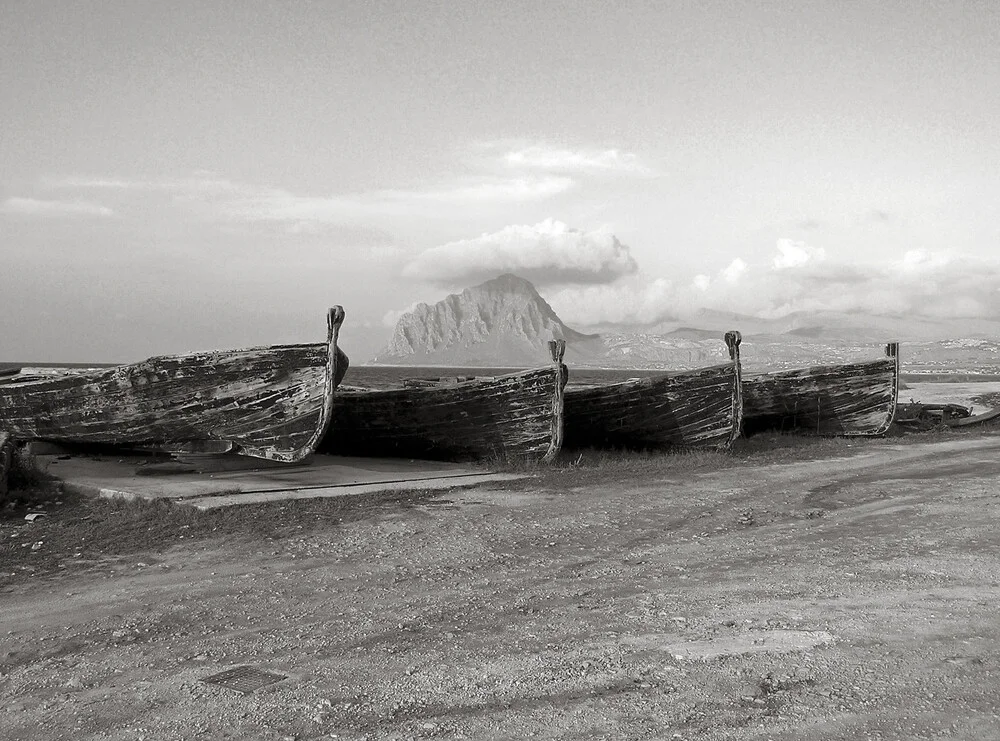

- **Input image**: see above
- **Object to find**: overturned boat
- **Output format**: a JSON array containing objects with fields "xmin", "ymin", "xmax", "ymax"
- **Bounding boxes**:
[
  {"xmin": 562, "ymin": 331, "xmax": 743, "ymax": 451},
  {"xmin": 320, "ymin": 340, "xmax": 568, "ymax": 463},
  {"xmin": 0, "ymin": 307, "xmax": 348, "ymax": 463},
  {"xmin": 742, "ymin": 342, "xmax": 899, "ymax": 436}
]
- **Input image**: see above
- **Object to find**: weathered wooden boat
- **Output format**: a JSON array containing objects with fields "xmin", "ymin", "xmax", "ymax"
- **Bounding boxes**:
[
  {"xmin": 742, "ymin": 342, "xmax": 899, "ymax": 436},
  {"xmin": 894, "ymin": 401, "xmax": 1000, "ymax": 430},
  {"xmin": 562, "ymin": 331, "xmax": 743, "ymax": 451},
  {"xmin": 894, "ymin": 401, "xmax": 971, "ymax": 430},
  {"xmin": 319, "ymin": 340, "xmax": 568, "ymax": 463},
  {"xmin": 946, "ymin": 407, "xmax": 1000, "ymax": 427},
  {"xmin": 0, "ymin": 307, "xmax": 349, "ymax": 463}
]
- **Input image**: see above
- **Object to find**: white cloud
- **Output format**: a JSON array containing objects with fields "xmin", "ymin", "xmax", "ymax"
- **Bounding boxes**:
[
  {"xmin": 773, "ymin": 238, "xmax": 827, "ymax": 269},
  {"xmin": 401, "ymin": 219, "xmax": 639, "ymax": 286},
  {"xmin": 50, "ymin": 171, "xmax": 574, "ymax": 225},
  {"xmin": 547, "ymin": 277, "xmax": 688, "ymax": 325},
  {"xmin": 499, "ymin": 143, "xmax": 657, "ymax": 176},
  {"xmin": 900, "ymin": 248, "xmax": 952, "ymax": 272},
  {"xmin": 50, "ymin": 173, "xmax": 254, "ymax": 197},
  {"xmin": 403, "ymin": 176, "xmax": 575, "ymax": 204},
  {"xmin": 551, "ymin": 240, "xmax": 1000, "ymax": 327},
  {"xmin": 722, "ymin": 258, "xmax": 747, "ymax": 284},
  {"xmin": 0, "ymin": 197, "xmax": 114, "ymax": 217},
  {"xmin": 381, "ymin": 300, "xmax": 425, "ymax": 328}
]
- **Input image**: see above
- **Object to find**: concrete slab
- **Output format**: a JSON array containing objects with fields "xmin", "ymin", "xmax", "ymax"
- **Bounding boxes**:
[{"xmin": 35, "ymin": 453, "xmax": 527, "ymax": 510}]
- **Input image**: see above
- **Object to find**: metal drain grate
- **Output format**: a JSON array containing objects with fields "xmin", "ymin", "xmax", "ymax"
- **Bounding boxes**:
[{"xmin": 200, "ymin": 665, "xmax": 287, "ymax": 694}]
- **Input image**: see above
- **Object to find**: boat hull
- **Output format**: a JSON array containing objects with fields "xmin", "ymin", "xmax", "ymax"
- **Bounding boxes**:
[
  {"xmin": 742, "ymin": 343, "xmax": 899, "ymax": 436},
  {"xmin": 321, "ymin": 341, "xmax": 568, "ymax": 463},
  {"xmin": 0, "ymin": 431, "xmax": 12, "ymax": 498},
  {"xmin": 0, "ymin": 308, "xmax": 347, "ymax": 463},
  {"xmin": 563, "ymin": 332, "xmax": 743, "ymax": 451}
]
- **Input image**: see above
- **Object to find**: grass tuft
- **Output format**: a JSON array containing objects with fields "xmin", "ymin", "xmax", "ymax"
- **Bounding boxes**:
[{"xmin": 3, "ymin": 448, "xmax": 61, "ymax": 508}]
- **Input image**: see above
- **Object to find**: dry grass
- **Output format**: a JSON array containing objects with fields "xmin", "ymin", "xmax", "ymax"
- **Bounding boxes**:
[
  {"xmin": 0, "ymin": 476, "xmax": 443, "ymax": 581},
  {"xmin": 4, "ymin": 424, "xmax": 998, "ymax": 582}
]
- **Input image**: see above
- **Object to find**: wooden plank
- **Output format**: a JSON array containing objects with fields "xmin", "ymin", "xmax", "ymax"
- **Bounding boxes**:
[
  {"xmin": 948, "ymin": 408, "xmax": 1000, "ymax": 427},
  {"xmin": 546, "ymin": 339, "xmax": 568, "ymax": 462}
]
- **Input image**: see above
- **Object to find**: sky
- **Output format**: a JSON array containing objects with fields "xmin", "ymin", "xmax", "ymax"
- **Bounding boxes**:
[{"xmin": 2, "ymin": 0, "xmax": 998, "ymax": 362}]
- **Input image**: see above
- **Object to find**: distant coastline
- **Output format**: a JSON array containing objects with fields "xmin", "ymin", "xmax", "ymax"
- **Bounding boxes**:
[
  {"xmin": 4, "ymin": 362, "xmax": 1000, "ymax": 385},
  {"xmin": 0, "ymin": 361, "xmax": 119, "ymax": 371}
]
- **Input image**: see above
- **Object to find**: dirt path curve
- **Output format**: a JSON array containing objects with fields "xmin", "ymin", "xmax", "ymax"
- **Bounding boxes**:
[{"xmin": 4, "ymin": 436, "xmax": 1000, "ymax": 740}]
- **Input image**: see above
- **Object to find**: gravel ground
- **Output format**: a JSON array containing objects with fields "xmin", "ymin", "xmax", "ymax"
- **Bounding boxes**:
[{"xmin": 4, "ymin": 435, "xmax": 1000, "ymax": 740}]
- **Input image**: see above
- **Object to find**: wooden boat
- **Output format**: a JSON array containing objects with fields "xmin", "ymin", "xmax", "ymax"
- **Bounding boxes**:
[
  {"xmin": 894, "ymin": 401, "xmax": 1000, "ymax": 430},
  {"xmin": 0, "ymin": 307, "xmax": 349, "ymax": 463},
  {"xmin": 742, "ymin": 342, "xmax": 899, "ymax": 436},
  {"xmin": 562, "ymin": 331, "xmax": 744, "ymax": 451},
  {"xmin": 894, "ymin": 401, "xmax": 971, "ymax": 430},
  {"xmin": 947, "ymin": 407, "xmax": 1000, "ymax": 427},
  {"xmin": 320, "ymin": 340, "xmax": 568, "ymax": 463}
]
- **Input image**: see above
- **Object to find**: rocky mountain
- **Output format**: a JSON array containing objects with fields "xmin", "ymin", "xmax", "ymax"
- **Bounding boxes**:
[
  {"xmin": 374, "ymin": 274, "xmax": 603, "ymax": 366},
  {"xmin": 374, "ymin": 274, "xmax": 1000, "ymax": 373},
  {"xmin": 373, "ymin": 274, "xmax": 732, "ymax": 368}
]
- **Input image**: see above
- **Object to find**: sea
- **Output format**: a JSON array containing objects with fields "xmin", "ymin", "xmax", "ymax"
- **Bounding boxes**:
[
  {"xmin": 0, "ymin": 360, "xmax": 660, "ymax": 389},
  {"xmin": 343, "ymin": 365, "xmax": 669, "ymax": 389}
]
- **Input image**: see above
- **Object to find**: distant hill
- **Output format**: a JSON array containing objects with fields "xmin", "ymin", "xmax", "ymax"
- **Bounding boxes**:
[
  {"xmin": 373, "ymin": 274, "xmax": 1000, "ymax": 372},
  {"xmin": 373, "ymin": 274, "xmax": 732, "ymax": 368},
  {"xmin": 661, "ymin": 326, "xmax": 724, "ymax": 341},
  {"xmin": 374, "ymin": 274, "xmax": 603, "ymax": 366}
]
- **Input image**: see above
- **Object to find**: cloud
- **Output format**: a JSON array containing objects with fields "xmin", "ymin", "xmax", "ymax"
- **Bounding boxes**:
[
  {"xmin": 0, "ymin": 197, "xmax": 114, "ymax": 217},
  {"xmin": 547, "ymin": 277, "xmax": 689, "ymax": 326},
  {"xmin": 239, "ymin": 176, "xmax": 573, "ymax": 223},
  {"xmin": 548, "ymin": 241, "xmax": 1000, "ymax": 327},
  {"xmin": 50, "ymin": 171, "xmax": 574, "ymax": 225},
  {"xmin": 772, "ymin": 238, "xmax": 826, "ymax": 269},
  {"xmin": 496, "ymin": 143, "xmax": 657, "ymax": 176},
  {"xmin": 50, "ymin": 173, "xmax": 253, "ymax": 197},
  {"xmin": 381, "ymin": 301, "xmax": 425, "ymax": 328},
  {"xmin": 722, "ymin": 258, "xmax": 747, "ymax": 284},
  {"xmin": 401, "ymin": 219, "xmax": 639, "ymax": 287}
]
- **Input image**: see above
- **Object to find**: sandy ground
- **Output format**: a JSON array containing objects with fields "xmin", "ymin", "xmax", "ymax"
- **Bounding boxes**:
[{"xmin": 4, "ymin": 434, "xmax": 1000, "ymax": 740}]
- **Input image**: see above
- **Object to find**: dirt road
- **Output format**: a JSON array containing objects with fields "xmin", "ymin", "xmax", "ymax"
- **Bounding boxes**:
[{"xmin": 4, "ymin": 435, "xmax": 1000, "ymax": 740}]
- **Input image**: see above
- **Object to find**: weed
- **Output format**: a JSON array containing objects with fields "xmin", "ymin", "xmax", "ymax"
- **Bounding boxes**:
[
  {"xmin": 2, "ymin": 448, "xmax": 61, "ymax": 509},
  {"xmin": 7, "ymin": 449, "xmax": 53, "ymax": 491}
]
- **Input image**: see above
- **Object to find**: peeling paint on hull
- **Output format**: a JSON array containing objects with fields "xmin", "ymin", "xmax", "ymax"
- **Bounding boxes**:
[
  {"xmin": 321, "ymin": 341, "xmax": 568, "ymax": 463},
  {"xmin": 0, "ymin": 308, "xmax": 348, "ymax": 463},
  {"xmin": 743, "ymin": 342, "xmax": 899, "ymax": 436},
  {"xmin": 563, "ymin": 331, "xmax": 744, "ymax": 451}
]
